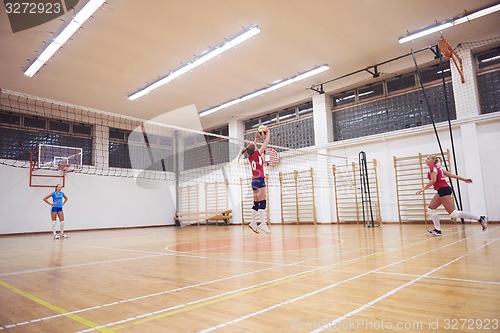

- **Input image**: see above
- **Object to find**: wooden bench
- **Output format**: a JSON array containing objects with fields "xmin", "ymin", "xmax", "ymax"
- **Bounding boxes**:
[{"xmin": 174, "ymin": 210, "xmax": 232, "ymax": 226}]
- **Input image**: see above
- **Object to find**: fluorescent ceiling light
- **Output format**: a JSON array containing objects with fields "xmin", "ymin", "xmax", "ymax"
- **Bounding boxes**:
[
  {"xmin": 454, "ymin": 3, "xmax": 500, "ymax": 24},
  {"xmin": 199, "ymin": 65, "xmax": 329, "ymax": 117},
  {"xmin": 128, "ymin": 25, "xmax": 261, "ymax": 101},
  {"xmin": 398, "ymin": 22, "xmax": 453, "ymax": 44},
  {"xmin": 398, "ymin": 3, "xmax": 500, "ymax": 44},
  {"xmin": 24, "ymin": 0, "xmax": 105, "ymax": 77}
]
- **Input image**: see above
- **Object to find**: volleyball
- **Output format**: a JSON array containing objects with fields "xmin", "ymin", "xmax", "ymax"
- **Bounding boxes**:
[{"xmin": 258, "ymin": 125, "xmax": 267, "ymax": 137}]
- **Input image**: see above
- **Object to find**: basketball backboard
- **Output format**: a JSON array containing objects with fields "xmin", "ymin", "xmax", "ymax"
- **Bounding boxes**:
[{"xmin": 37, "ymin": 144, "xmax": 83, "ymax": 172}]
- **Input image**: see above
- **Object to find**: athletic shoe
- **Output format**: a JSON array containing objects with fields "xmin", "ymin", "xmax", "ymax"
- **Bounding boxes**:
[
  {"xmin": 53, "ymin": 234, "xmax": 59, "ymax": 239},
  {"xmin": 478, "ymin": 216, "xmax": 488, "ymax": 231},
  {"xmin": 60, "ymin": 233, "xmax": 68, "ymax": 239},
  {"xmin": 427, "ymin": 229, "xmax": 442, "ymax": 236},
  {"xmin": 248, "ymin": 223, "xmax": 259, "ymax": 234},
  {"xmin": 258, "ymin": 223, "xmax": 271, "ymax": 234}
]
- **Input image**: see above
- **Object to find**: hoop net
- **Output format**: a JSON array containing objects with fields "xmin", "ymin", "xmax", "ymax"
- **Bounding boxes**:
[{"xmin": 58, "ymin": 163, "xmax": 70, "ymax": 172}]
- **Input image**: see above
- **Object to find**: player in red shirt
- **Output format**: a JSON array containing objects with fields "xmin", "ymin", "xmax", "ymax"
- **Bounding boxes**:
[
  {"xmin": 240, "ymin": 128, "xmax": 271, "ymax": 234},
  {"xmin": 416, "ymin": 155, "xmax": 488, "ymax": 235}
]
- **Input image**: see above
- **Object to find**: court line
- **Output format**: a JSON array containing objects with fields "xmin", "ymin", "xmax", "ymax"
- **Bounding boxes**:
[
  {"xmin": 310, "ymin": 235, "xmax": 499, "ymax": 333},
  {"xmin": 0, "ymin": 227, "xmax": 407, "ymax": 331},
  {"xmin": 375, "ymin": 271, "xmax": 500, "ymax": 285},
  {"xmin": 80, "ymin": 252, "xmax": 402, "ymax": 332},
  {"xmin": 165, "ymin": 231, "xmax": 344, "ymax": 254},
  {"xmin": 0, "ymin": 226, "xmax": 475, "ymax": 331},
  {"xmin": 0, "ymin": 253, "xmax": 166, "ymax": 277},
  {"xmin": 198, "ymin": 228, "xmax": 498, "ymax": 333},
  {"xmin": 77, "ymin": 229, "xmax": 463, "ymax": 332},
  {"xmin": 0, "ymin": 279, "xmax": 114, "ymax": 333}
]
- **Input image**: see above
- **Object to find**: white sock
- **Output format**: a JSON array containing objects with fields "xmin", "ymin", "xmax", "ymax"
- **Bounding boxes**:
[
  {"xmin": 456, "ymin": 211, "xmax": 480, "ymax": 221},
  {"xmin": 258, "ymin": 210, "xmax": 266, "ymax": 225},
  {"xmin": 431, "ymin": 215, "xmax": 441, "ymax": 231},
  {"xmin": 52, "ymin": 221, "xmax": 57, "ymax": 234},
  {"xmin": 251, "ymin": 210, "xmax": 257, "ymax": 226},
  {"xmin": 60, "ymin": 221, "xmax": 65, "ymax": 234}
]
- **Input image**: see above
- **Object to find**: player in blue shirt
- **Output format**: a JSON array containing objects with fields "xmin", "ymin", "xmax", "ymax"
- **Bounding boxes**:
[{"xmin": 43, "ymin": 184, "xmax": 69, "ymax": 239}]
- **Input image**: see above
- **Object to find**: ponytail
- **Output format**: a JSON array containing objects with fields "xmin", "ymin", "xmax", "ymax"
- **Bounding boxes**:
[
  {"xmin": 429, "ymin": 155, "xmax": 442, "ymax": 165},
  {"xmin": 238, "ymin": 147, "xmax": 248, "ymax": 161},
  {"xmin": 239, "ymin": 143, "xmax": 256, "ymax": 161}
]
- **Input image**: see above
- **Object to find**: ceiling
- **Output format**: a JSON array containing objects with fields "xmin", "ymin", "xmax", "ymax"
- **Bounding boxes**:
[{"xmin": 1, "ymin": 0, "xmax": 499, "ymax": 130}]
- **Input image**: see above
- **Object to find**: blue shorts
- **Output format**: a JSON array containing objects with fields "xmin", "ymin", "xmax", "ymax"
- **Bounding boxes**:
[
  {"xmin": 437, "ymin": 186, "xmax": 452, "ymax": 197},
  {"xmin": 51, "ymin": 207, "xmax": 63, "ymax": 213},
  {"xmin": 251, "ymin": 177, "xmax": 266, "ymax": 190}
]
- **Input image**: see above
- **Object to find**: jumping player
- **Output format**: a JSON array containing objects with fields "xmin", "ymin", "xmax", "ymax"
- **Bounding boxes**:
[
  {"xmin": 43, "ymin": 184, "xmax": 69, "ymax": 239},
  {"xmin": 240, "ymin": 128, "xmax": 271, "ymax": 234},
  {"xmin": 416, "ymin": 155, "xmax": 487, "ymax": 236}
]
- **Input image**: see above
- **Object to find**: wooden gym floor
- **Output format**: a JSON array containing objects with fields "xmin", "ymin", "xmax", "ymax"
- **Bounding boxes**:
[{"xmin": 0, "ymin": 223, "xmax": 499, "ymax": 333}]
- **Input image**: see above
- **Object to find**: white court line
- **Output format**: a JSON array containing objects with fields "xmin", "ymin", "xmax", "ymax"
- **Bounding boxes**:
[
  {"xmin": 0, "ymin": 254, "xmax": 166, "ymax": 277},
  {"xmin": 1, "ymin": 227, "xmax": 411, "ymax": 331},
  {"xmin": 164, "ymin": 229, "xmax": 346, "ymax": 254},
  {"xmin": 75, "ymin": 252, "xmax": 403, "ymax": 333},
  {"xmin": 198, "ymin": 228, "xmax": 498, "ymax": 333},
  {"xmin": 310, "ymin": 236, "xmax": 499, "ymax": 333},
  {"xmin": 375, "ymin": 271, "xmax": 500, "ymax": 285},
  {"xmin": 0, "ymin": 227, "xmax": 473, "ymax": 331},
  {"xmin": 74, "ymin": 228, "xmax": 478, "ymax": 333}
]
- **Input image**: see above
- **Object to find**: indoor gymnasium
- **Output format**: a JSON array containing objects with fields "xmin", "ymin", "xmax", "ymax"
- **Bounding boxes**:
[{"xmin": 0, "ymin": 1, "xmax": 499, "ymax": 332}]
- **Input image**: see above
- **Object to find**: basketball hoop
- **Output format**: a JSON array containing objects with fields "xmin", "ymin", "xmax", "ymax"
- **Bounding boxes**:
[{"xmin": 439, "ymin": 36, "xmax": 465, "ymax": 83}]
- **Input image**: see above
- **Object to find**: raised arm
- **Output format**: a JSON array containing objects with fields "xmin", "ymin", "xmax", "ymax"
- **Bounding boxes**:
[{"xmin": 258, "ymin": 128, "xmax": 270, "ymax": 155}]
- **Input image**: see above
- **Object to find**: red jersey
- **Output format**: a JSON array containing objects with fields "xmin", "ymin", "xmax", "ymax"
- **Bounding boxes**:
[
  {"xmin": 428, "ymin": 164, "xmax": 448, "ymax": 190},
  {"xmin": 248, "ymin": 150, "xmax": 265, "ymax": 179}
]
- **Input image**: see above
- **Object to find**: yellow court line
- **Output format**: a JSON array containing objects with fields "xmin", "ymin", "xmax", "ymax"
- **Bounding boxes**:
[
  {"xmin": 0, "ymin": 279, "xmax": 114, "ymax": 333},
  {"xmin": 115, "ymin": 234, "xmax": 438, "ymax": 330}
]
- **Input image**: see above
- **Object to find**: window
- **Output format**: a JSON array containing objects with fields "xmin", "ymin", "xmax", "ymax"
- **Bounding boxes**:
[
  {"xmin": 73, "ymin": 124, "xmax": 92, "ymax": 135},
  {"xmin": 279, "ymin": 108, "xmax": 296, "ymax": 122},
  {"xmin": 243, "ymin": 100, "xmax": 316, "ymax": 149},
  {"xmin": 477, "ymin": 48, "xmax": 500, "ymax": 115},
  {"xmin": 387, "ymin": 74, "xmax": 416, "ymax": 93},
  {"xmin": 358, "ymin": 83, "xmax": 384, "ymax": 101},
  {"xmin": 298, "ymin": 102, "xmax": 313, "ymax": 116},
  {"xmin": 208, "ymin": 126, "xmax": 229, "ymax": 140},
  {"xmin": 24, "ymin": 117, "xmax": 46, "ymax": 129},
  {"xmin": 419, "ymin": 62, "xmax": 451, "ymax": 84},
  {"xmin": 332, "ymin": 90, "xmax": 356, "ymax": 107},
  {"xmin": 477, "ymin": 48, "xmax": 500, "ymax": 70},
  {"xmin": 332, "ymin": 83, "xmax": 456, "ymax": 141},
  {"xmin": 109, "ymin": 128, "xmax": 127, "ymax": 140},
  {"xmin": 108, "ymin": 127, "xmax": 174, "ymax": 171},
  {"xmin": 245, "ymin": 117, "xmax": 260, "ymax": 131},
  {"xmin": 160, "ymin": 137, "xmax": 172, "ymax": 146},
  {"xmin": 49, "ymin": 120, "xmax": 70, "ymax": 133},
  {"xmin": 0, "ymin": 111, "xmax": 21, "ymax": 125},
  {"xmin": 260, "ymin": 113, "xmax": 277, "ymax": 126},
  {"xmin": 0, "ymin": 111, "xmax": 93, "ymax": 164}
]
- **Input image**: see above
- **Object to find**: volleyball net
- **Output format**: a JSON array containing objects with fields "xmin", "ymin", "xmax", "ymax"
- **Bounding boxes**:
[{"xmin": 0, "ymin": 89, "xmax": 350, "ymax": 189}]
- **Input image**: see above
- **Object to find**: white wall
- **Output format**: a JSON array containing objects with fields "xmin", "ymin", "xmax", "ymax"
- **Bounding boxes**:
[
  {"xmin": 315, "ymin": 114, "xmax": 500, "ymax": 223},
  {"xmin": 0, "ymin": 164, "xmax": 177, "ymax": 234},
  {"xmin": 1, "ymin": 113, "xmax": 498, "ymax": 234}
]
